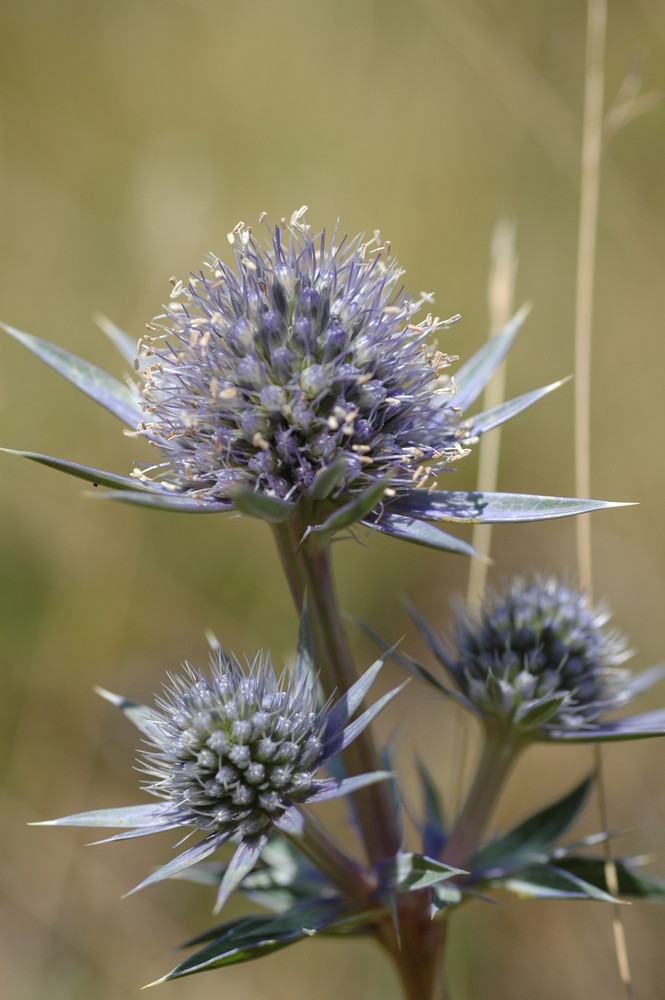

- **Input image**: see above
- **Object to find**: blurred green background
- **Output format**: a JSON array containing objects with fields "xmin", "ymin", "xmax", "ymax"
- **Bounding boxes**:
[{"xmin": 2, "ymin": 1, "xmax": 665, "ymax": 997}]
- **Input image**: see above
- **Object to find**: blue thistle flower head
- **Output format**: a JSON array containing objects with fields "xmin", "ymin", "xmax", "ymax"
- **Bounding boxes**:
[
  {"xmin": 38, "ymin": 634, "xmax": 399, "ymax": 912},
  {"xmin": 450, "ymin": 577, "xmax": 631, "ymax": 732},
  {"xmin": 3, "ymin": 206, "xmax": 622, "ymax": 550},
  {"xmin": 136, "ymin": 208, "xmax": 463, "ymax": 518},
  {"xmin": 411, "ymin": 576, "xmax": 665, "ymax": 742},
  {"xmin": 143, "ymin": 652, "xmax": 343, "ymax": 840}
]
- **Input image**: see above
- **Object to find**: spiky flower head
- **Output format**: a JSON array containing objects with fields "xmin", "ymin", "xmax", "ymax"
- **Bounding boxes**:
[
  {"xmin": 144, "ymin": 652, "xmax": 353, "ymax": 841},
  {"xmin": 40, "ymin": 639, "xmax": 399, "ymax": 912},
  {"xmin": 450, "ymin": 578, "xmax": 630, "ymax": 733},
  {"xmin": 412, "ymin": 576, "xmax": 665, "ymax": 742},
  {"xmin": 4, "ymin": 205, "xmax": 618, "ymax": 549},
  {"xmin": 135, "ymin": 206, "xmax": 464, "ymax": 518}
]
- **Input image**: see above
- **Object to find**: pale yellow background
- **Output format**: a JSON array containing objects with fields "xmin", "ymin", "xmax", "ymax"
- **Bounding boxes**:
[{"xmin": 1, "ymin": 1, "xmax": 665, "ymax": 998}]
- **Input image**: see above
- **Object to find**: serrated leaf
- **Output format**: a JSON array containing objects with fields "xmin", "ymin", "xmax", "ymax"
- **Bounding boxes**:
[
  {"xmin": 2, "ymin": 322, "xmax": 142, "ymax": 426},
  {"xmin": 556, "ymin": 857, "xmax": 665, "ymax": 901},
  {"xmin": 156, "ymin": 899, "xmax": 367, "ymax": 982},
  {"xmin": 381, "ymin": 853, "xmax": 464, "ymax": 893},
  {"xmin": 471, "ymin": 776, "xmax": 593, "ymax": 874},
  {"xmin": 230, "ymin": 487, "xmax": 295, "ymax": 523},
  {"xmin": 491, "ymin": 862, "xmax": 619, "ymax": 902}
]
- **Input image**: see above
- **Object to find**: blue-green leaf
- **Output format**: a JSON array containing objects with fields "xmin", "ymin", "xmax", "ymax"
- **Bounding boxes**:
[
  {"xmin": 307, "ymin": 480, "xmax": 389, "ymax": 538},
  {"xmin": 450, "ymin": 304, "xmax": 531, "ymax": 412},
  {"xmin": 381, "ymin": 853, "xmax": 464, "ymax": 893},
  {"xmin": 431, "ymin": 883, "xmax": 463, "ymax": 912},
  {"xmin": 86, "ymin": 487, "xmax": 225, "ymax": 512},
  {"xmin": 294, "ymin": 603, "xmax": 315, "ymax": 678},
  {"xmin": 417, "ymin": 759, "xmax": 447, "ymax": 857},
  {"xmin": 94, "ymin": 687, "xmax": 164, "ymax": 739},
  {"xmin": 621, "ymin": 663, "xmax": 665, "ymax": 700},
  {"xmin": 324, "ymin": 650, "xmax": 388, "ymax": 733},
  {"xmin": 490, "ymin": 862, "xmax": 618, "ymax": 902},
  {"xmin": 2, "ymin": 322, "xmax": 142, "ymax": 427},
  {"xmin": 128, "ymin": 832, "xmax": 228, "ymax": 895},
  {"xmin": 306, "ymin": 457, "xmax": 349, "ymax": 500},
  {"xmin": 0, "ymin": 449, "xmax": 152, "ymax": 493},
  {"xmin": 390, "ymin": 490, "xmax": 628, "ymax": 524},
  {"xmin": 214, "ymin": 838, "xmax": 267, "ymax": 913},
  {"xmin": 305, "ymin": 770, "xmax": 394, "ymax": 803},
  {"xmin": 556, "ymin": 857, "xmax": 665, "ymax": 901},
  {"xmin": 471, "ymin": 776, "xmax": 593, "ymax": 874},
  {"xmin": 513, "ymin": 693, "xmax": 568, "ymax": 731},
  {"xmin": 230, "ymin": 486, "xmax": 295, "ymax": 523},
  {"xmin": 94, "ymin": 314, "xmax": 138, "ymax": 367},
  {"xmin": 467, "ymin": 377, "xmax": 570, "ymax": 438},
  {"xmin": 541, "ymin": 708, "xmax": 665, "ymax": 743},
  {"xmin": 329, "ymin": 681, "xmax": 407, "ymax": 755},
  {"xmin": 32, "ymin": 803, "xmax": 165, "ymax": 829},
  {"xmin": 155, "ymin": 899, "xmax": 370, "ymax": 982},
  {"xmin": 367, "ymin": 510, "xmax": 479, "ymax": 557}
]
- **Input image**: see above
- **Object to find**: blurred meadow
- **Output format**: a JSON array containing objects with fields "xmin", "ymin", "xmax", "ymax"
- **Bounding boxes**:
[{"xmin": 1, "ymin": 1, "xmax": 665, "ymax": 997}]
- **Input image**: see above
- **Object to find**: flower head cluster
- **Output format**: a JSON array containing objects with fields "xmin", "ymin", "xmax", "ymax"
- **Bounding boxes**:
[
  {"xmin": 412, "ymin": 576, "xmax": 665, "ymax": 741},
  {"xmin": 42, "ymin": 641, "xmax": 397, "ymax": 911},
  {"xmin": 4, "ymin": 206, "xmax": 616, "ymax": 549},
  {"xmin": 135, "ymin": 208, "xmax": 462, "ymax": 512},
  {"xmin": 449, "ymin": 577, "xmax": 631, "ymax": 732}
]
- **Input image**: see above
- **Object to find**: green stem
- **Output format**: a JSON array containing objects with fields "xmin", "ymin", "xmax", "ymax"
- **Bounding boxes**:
[
  {"xmin": 443, "ymin": 724, "xmax": 522, "ymax": 869},
  {"xmin": 272, "ymin": 518, "xmax": 401, "ymax": 865}
]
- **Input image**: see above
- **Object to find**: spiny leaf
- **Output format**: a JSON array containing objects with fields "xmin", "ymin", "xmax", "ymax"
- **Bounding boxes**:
[
  {"xmin": 471, "ymin": 776, "xmax": 594, "ymax": 874},
  {"xmin": 154, "ymin": 900, "xmax": 374, "ymax": 983},
  {"xmin": 230, "ymin": 487, "xmax": 295, "ymax": 523},
  {"xmin": 450, "ymin": 304, "xmax": 531, "ymax": 411},
  {"xmin": 2, "ymin": 322, "xmax": 142, "ymax": 426},
  {"xmin": 381, "ymin": 852, "xmax": 464, "ymax": 893},
  {"xmin": 489, "ymin": 862, "xmax": 619, "ymax": 902},
  {"xmin": 556, "ymin": 856, "xmax": 665, "ymax": 901},
  {"xmin": 390, "ymin": 490, "xmax": 630, "ymax": 524},
  {"xmin": 467, "ymin": 377, "xmax": 570, "ymax": 438},
  {"xmin": 368, "ymin": 510, "xmax": 479, "ymax": 557}
]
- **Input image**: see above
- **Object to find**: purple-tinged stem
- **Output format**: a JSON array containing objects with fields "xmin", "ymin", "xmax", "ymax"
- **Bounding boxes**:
[{"xmin": 272, "ymin": 517, "xmax": 401, "ymax": 866}]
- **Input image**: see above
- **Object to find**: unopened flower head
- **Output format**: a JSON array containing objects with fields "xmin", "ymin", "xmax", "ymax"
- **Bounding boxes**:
[
  {"xmin": 135, "ymin": 207, "xmax": 463, "ymax": 511},
  {"xmin": 445, "ymin": 577, "xmax": 632, "ymax": 734},
  {"xmin": 143, "ymin": 652, "xmax": 332, "ymax": 840}
]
